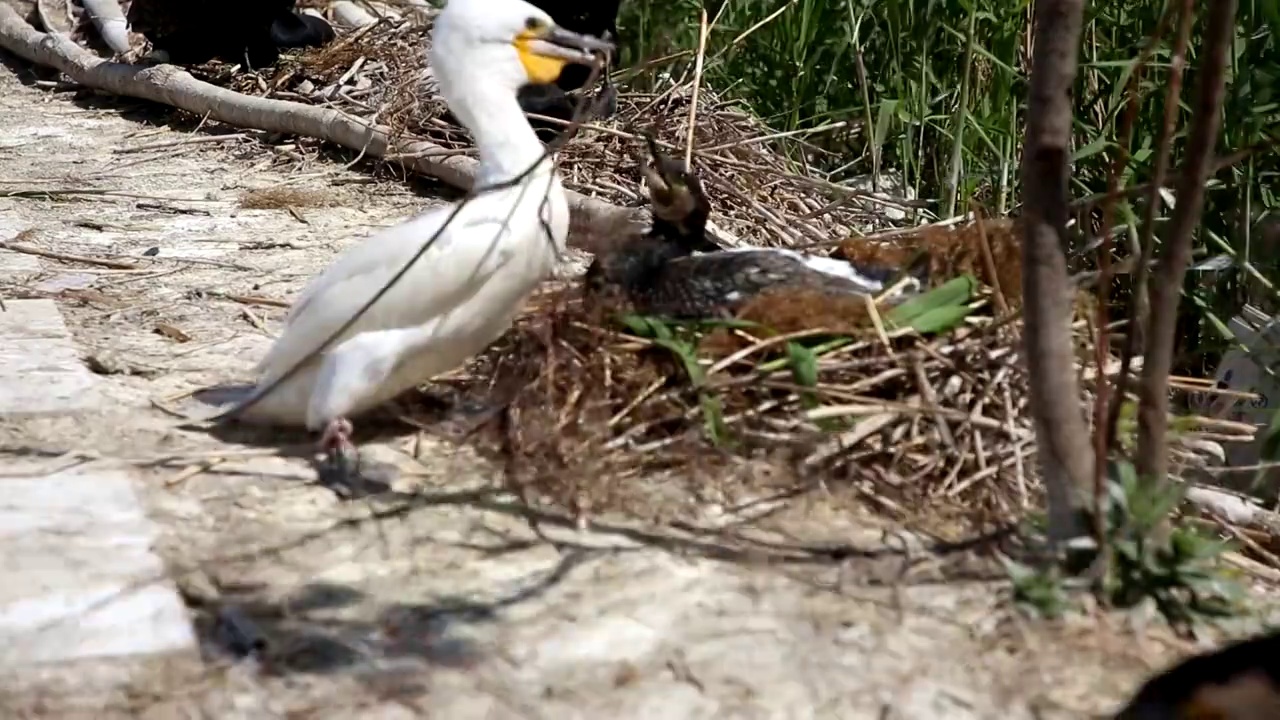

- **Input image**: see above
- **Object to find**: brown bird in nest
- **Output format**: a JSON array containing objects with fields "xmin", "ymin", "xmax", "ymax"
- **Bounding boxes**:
[
  {"xmin": 1114, "ymin": 629, "xmax": 1280, "ymax": 719},
  {"xmin": 125, "ymin": 0, "xmax": 335, "ymax": 68},
  {"xmin": 833, "ymin": 216, "xmax": 1024, "ymax": 310},
  {"xmin": 583, "ymin": 135, "xmax": 927, "ymax": 325}
]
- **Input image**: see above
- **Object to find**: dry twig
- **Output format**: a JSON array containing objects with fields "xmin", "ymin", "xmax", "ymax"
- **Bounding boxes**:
[{"xmin": 1136, "ymin": 0, "xmax": 1239, "ymax": 486}]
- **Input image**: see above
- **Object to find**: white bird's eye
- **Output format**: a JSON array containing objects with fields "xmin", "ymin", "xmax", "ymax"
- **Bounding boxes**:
[{"xmin": 524, "ymin": 16, "xmax": 547, "ymax": 32}]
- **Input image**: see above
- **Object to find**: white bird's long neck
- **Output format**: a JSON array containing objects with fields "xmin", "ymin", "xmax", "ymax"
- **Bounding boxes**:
[{"xmin": 447, "ymin": 81, "xmax": 551, "ymax": 185}]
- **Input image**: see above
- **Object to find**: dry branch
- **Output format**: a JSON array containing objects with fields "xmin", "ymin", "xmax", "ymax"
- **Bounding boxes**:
[
  {"xmin": 1106, "ymin": 0, "xmax": 1197, "ymax": 452},
  {"xmin": 1136, "ymin": 0, "xmax": 1240, "ymax": 486},
  {"xmin": 1019, "ymin": 0, "xmax": 1094, "ymax": 543},
  {"xmin": 0, "ymin": 5, "xmax": 639, "ymax": 251}
]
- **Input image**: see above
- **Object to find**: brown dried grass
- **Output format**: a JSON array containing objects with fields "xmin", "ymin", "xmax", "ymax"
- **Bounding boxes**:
[
  {"xmin": 238, "ymin": 186, "xmax": 337, "ymax": 210},
  {"xmin": 428, "ymin": 280, "xmax": 1252, "ymax": 538}
]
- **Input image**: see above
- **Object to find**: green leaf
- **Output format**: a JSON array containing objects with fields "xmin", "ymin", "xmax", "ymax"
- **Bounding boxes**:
[
  {"xmin": 787, "ymin": 342, "xmax": 819, "ymax": 388},
  {"xmin": 648, "ymin": 333, "xmax": 729, "ymax": 446},
  {"xmin": 1071, "ymin": 136, "xmax": 1111, "ymax": 163},
  {"xmin": 689, "ymin": 318, "xmax": 762, "ymax": 331},
  {"xmin": 874, "ymin": 98, "xmax": 897, "ymax": 150},
  {"xmin": 618, "ymin": 314, "xmax": 675, "ymax": 340},
  {"xmin": 652, "ymin": 338, "xmax": 705, "ymax": 386},
  {"xmin": 787, "ymin": 341, "xmax": 827, "ymax": 419},
  {"xmin": 1000, "ymin": 556, "xmax": 1036, "ymax": 584},
  {"xmin": 905, "ymin": 305, "xmax": 973, "ymax": 334},
  {"xmin": 617, "ymin": 314, "xmax": 654, "ymax": 337},
  {"xmin": 885, "ymin": 274, "xmax": 978, "ymax": 328},
  {"xmin": 1168, "ymin": 414, "xmax": 1199, "ymax": 436},
  {"xmin": 699, "ymin": 393, "xmax": 729, "ymax": 447}
]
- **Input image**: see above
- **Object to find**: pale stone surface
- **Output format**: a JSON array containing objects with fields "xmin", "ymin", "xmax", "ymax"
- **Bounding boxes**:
[
  {"xmin": 32, "ymin": 271, "xmax": 97, "ymax": 293},
  {"xmin": 0, "ymin": 247, "xmax": 41, "ymax": 277},
  {"xmin": 0, "ymin": 299, "xmax": 99, "ymax": 414},
  {"xmin": 0, "ymin": 471, "xmax": 197, "ymax": 667}
]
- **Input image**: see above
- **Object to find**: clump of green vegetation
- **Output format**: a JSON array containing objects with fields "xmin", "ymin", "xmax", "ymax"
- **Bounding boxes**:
[
  {"xmin": 1007, "ymin": 460, "xmax": 1246, "ymax": 629},
  {"xmin": 614, "ymin": 276, "xmax": 978, "ymax": 444},
  {"xmin": 617, "ymin": 314, "xmax": 751, "ymax": 444}
]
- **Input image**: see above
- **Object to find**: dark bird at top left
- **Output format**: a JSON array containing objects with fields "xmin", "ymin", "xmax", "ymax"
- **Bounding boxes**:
[{"xmin": 125, "ymin": 0, "xmax": 337, "ymax": 69}]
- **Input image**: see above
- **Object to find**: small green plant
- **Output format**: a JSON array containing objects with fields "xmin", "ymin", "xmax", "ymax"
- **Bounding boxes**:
[
  {"xmin": 1004, "ymin": 554, "xmax": 1072, "ymax": 619},
  {"xmin": 618, "ymin": 313, "xmax": 733, "ymax": 444},
  {"xmin": 613, "ymin": 279, "xmax": 980, "ymax": 443},
  {"xmin": 1008, "ymin": 460, "xmax": 1246, "ymax": 627},
  {"xmin": 1104, "ymin": 461, "xmax": 1245, "ymax": 626},
  {"xmin": 786, "ymin": 341, "xmax": 821, "ymax": 409},
  {"xmin": 883, "ymin": 274, "xmax": 978, "ymax": 333}
]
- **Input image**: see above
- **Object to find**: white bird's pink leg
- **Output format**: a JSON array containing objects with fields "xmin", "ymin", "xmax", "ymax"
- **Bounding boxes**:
[
  {"xmin": 319, "ymin": 416, "xmax": 355, "ymax": 451},
  {"xmin": 319, "ymin": 417, "xmax": 357, "ymax": 468}
]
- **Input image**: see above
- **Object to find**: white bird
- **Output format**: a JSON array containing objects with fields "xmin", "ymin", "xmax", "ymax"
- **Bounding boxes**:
[{"xmin": 216, "ymin": 0, "xmax": 613, "ymax": 473}]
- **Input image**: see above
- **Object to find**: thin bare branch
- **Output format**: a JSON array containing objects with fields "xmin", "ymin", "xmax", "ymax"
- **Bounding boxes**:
[
  {"xmin": 1107, "ymin": 0, "xmax": 1197, "ymax": 442},
  {"xmin": 1136, "ymin": 0, "xmax": 1240, "ymax": 485}
]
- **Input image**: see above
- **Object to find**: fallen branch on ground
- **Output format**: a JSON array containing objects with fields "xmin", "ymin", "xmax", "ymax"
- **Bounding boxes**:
[{"xmin": 0, "ymin": 5, "xmax": 642, "ymax": 252}]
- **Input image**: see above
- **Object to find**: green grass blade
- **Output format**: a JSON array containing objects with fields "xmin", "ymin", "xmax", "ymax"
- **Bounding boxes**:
[{"xmin": 885, "ymin": 274, "xmax": 979, "ymax": 328}]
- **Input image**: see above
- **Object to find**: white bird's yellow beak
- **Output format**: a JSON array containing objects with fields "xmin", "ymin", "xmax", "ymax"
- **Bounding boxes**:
[{"xmin": 513, "ymin": 25, "xmax": 614, "ymax": 85}]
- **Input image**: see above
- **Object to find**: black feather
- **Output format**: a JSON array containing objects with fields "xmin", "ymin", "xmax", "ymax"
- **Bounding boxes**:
[
  {"xmin": 1116, "ymin": 630, "xmax": 1280, "ymax": 719},
  {"xmin": 127, "ymin": 0, "xmax": 335, "ymax": 68}
]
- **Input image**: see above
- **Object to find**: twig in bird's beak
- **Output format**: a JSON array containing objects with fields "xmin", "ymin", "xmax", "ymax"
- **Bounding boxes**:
[{"xmin": 527, "ymin": 27, "xmax": 615, "ymax": 67}]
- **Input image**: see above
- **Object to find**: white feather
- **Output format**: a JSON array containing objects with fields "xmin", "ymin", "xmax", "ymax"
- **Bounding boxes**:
[
  {"xmin": 236, "ymin": 175, "xmax": 566, "ymax": 429},
  {"xmin": 330, "ymin": 1, "xmax": 378, "ymax": 28},
  {"xmin": 80, "ymin": 0, "xmax": 130, "ymax": 54},
  {"xmin": 721, "ymin": 247, "xmax": 886, "ymax": 294}
]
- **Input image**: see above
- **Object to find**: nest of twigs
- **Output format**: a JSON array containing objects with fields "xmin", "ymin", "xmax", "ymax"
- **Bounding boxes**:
[
  {"xmin": 438, "ymin": 277, "xmax": 1032, "ymax": 531},
  {"xmin": 425, "ymin": 276, "xmax": 1250, "ymax": 536}
]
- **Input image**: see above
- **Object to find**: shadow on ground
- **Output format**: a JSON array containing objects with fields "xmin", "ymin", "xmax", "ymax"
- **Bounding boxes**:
[
  {"xmin": 183, "ymin": 545, "xmax": 602, "ymax": 687},
  {"xmin": 185, "ymin": 381, "xmax": 513, "ymax": 498}
]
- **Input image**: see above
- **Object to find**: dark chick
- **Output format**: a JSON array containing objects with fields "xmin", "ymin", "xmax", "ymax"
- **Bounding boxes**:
[
  {"xmin": 1116, "ymin": 630, "xmax": 1280, "ymax": 720},
  {"xmin": 127, "ymin": 0, "xmax": 336, "ymax": 69},
  {"xmin": 584, "ymin": 136, "xmax": 924, "ymax": 322}
]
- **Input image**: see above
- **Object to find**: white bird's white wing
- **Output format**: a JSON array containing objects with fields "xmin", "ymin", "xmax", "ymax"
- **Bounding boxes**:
[{"xmin": 253, "ymin": 202, "xmax": 523, "ymax": 389}]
